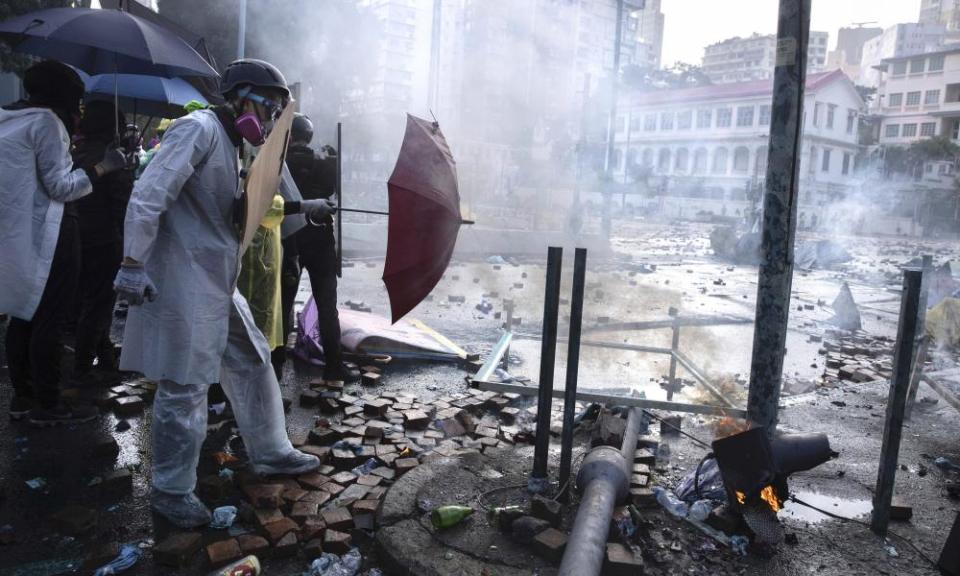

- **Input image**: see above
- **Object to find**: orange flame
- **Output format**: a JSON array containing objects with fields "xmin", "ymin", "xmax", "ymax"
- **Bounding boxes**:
[
  {"xmin": 735, "ymin": 491, "xmax": 746, "ymax": 505},
  {"xmin": 713, "ymin": 417, "xmax": 750, "ymax": 440},
  {"xmin": 760, "ymin": 485, "xmax": 781, "ymax": 512}
]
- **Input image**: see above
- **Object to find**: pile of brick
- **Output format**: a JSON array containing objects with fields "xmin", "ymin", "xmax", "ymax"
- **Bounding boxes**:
[
  {"xmin": 155, "ymin": 385, "xmax": 538, "ymax": 569},
  {"xmin": 818, "ymin": 331, "xmax": 894, "ymax": 386}
]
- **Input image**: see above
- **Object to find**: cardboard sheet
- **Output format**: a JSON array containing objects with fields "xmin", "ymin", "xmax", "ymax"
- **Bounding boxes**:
[{"xmin": 241, "ymin": 103, "xmax": 295, "ymax": 251}]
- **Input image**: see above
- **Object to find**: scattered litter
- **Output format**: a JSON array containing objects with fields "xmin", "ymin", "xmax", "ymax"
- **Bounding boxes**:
[
  {"xmin": 884, "ymin": 544, "xmax": 899, "ymax": 558},
  {"xmin": 689, "ymin": 499, "xmax": 714, "ymax": 522},
  {"xmin": 212, "ymin": 452, "xmax": 239, "ymax": 466},
  {"xmin": 493, "ymin": 368, "xmax": 515, "ymax": 383},
  {"xmin": 218, "ymin": 468, "xmax": 235, "ymax": 479},
  {"xmin": 350, "ymin": 458, "xmax": 378, "ymax": 477},
  {"xmin": 730, "ymin": 535, "xmax": 749, "ymax": 556},
  {"xmin": 486, "ymin": 255, "xmax": 507, "ymax": 265},
  {"xmin": 25, "ymin": 477, "xmax": 47, "ymax": 491},
  {"xmin": 92, "ymin": 544, "xmax": 142, "ymax": 576},
  {"xmin": 137, "ymin": 539, "xmax": 154, "ymax": 549},
  {"xmin": 305, "ymin": 548, "xmax": 361, "ymax": 576},
  {"xmin": 616, "ymin": 515, "xmax": 636, "ymax": 538},
  {"xmin": 653, "ymin": 486, "xmax": 689, "ymax": 519},
  {"xmin": 476, "ymin": 299, "xmax": 493, "ymax": 314},
  {"xmin": 211, "ymin": 555, "xmax": 261, "ymax": 575},
  {"xmin": 210, "ymin": 506, "xmax": 238, "ymax": 529},
  {"xmin": 675, "ymin": 457, "xmax": 726, "ymax": 503},
  {"xmin": 431, "ymin": 505, "xmax": 474, "ymax": 529},
  {"xmin": 417, "ymin": 498, "xmax": 435, "ymax": 512},
  {"xmin": 331, "ymin": 440, "xmax": 364, "ymax": 455}
]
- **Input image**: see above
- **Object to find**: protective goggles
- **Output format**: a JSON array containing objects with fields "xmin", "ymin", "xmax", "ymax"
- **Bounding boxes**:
[{"xmin": 238, "ymin": 88, "xmax": 284, "ymax": 120}]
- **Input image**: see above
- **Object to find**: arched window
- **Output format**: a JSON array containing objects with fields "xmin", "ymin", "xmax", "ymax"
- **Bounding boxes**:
[
  {"xmin": 641, "ymin": 148, "xmax": 654, "ymax": 167},
  {"xmin": 754, "ymin": 146, "xmax": 768, "ymax": 177},
  {"xmin": 712, "ymin": 148, "xmax": 729, "ymax": 174},
  {"xmin": 657, "ymin": 148, "xmax": 671, "ymax": 172},
  {"xmin": 692, "ymin": 148, "xmax": 708, "ymax": 174},
  {"xmin": 674, "ymin": 148, "xmax": 690, "ymax": 173},
  {"xmin": 733, "ymin": 147, "xmax": 750, "ymax": 173}
]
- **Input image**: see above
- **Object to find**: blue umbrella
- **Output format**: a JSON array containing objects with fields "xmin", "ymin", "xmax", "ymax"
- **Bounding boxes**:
[
  {"xmin": 0, "ymin": 7, "xmax": 218, "ymax": 78},
  {"xmin": 81, "ymin": 72, "xmax": 208, "ymax": 118}
]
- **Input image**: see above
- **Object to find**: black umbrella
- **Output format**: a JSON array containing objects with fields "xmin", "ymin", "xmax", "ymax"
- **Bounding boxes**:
[{"xmin": 0, "ymin": 7, "xmax": 218, "ymax": 78}]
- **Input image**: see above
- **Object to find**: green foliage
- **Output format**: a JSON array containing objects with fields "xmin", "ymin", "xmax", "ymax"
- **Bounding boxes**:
[
  {"xmin": 0, "ymin": 0, "xmax": 79, "ymax": 75},
  {"xmin": 883, "ymin": 136, "xmax": 960, "ymax": 178},
  {"xmin": 622, "ymin": 61, "xmax": 712, "ymax": 90},
  {"xmin": 854, "ymin": 84, "xmax": 877, "ymax": 105}
]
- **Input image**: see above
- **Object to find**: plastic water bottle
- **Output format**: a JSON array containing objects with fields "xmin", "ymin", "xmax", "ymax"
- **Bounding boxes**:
[
  {"xmin": 652, "ymin": 486, "xmax": 689, "ymax": 518},
  {"xmin": 689, "ymin": 499, "xmax": 714, "ymax": 522}
]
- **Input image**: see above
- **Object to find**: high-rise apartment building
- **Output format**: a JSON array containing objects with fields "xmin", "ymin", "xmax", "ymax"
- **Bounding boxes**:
[
  {"xmin": 858, "ymin": 23, "xmax": 946, "ymax": 87},
  {"xmin": 701, "ymin": 31, "xmax": 829, "ymax": 84}
]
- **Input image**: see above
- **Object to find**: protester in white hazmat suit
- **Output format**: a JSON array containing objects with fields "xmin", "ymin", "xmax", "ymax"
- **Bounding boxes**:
[
  {"xmin": 0, "ymin": 61, "xmax": 127, "ymax": 426},
  {"xmin": 113, "ymin": 59, "xmax": 335, "ymax": 528}
]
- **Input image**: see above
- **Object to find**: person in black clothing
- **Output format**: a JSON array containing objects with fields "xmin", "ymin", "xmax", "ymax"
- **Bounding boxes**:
[
  {"xmin": 71, "ymin": 101, "xmax": 136, "ymax": 384},
  {"xmin": 282, "ymin": 114, "xmax": 358, "ymax": 382}
]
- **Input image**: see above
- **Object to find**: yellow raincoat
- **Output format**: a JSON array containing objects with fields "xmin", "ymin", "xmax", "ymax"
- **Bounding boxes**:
[
  {"xmin": 927, "ymin": 297, "xmax": 960, "ymax": 350},
  {"xmin": 238, "ymin": 195, "xmax": 285, "ymax": 349}
]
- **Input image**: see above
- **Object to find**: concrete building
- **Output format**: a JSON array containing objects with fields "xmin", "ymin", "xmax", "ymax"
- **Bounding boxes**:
[
  {"xmin": 613, "ymin": 70, "xmax": 864, "ymax": 218},
  {"xmin": 701, "ymin": 31, "xmax": 829, "ymax": 84},
  {"xmin": 920, "ymin": 0, "xmax": 960, "ymax": 33},
  {"xmin": 858, "ymin": 23, "xmax": 946, "ymax": 87},
  {"xmin": 827, "ymin": 25, "xmax": 883, "ymax": 80}
]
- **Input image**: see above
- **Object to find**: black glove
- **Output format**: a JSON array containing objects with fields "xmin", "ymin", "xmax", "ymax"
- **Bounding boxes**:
[
  {"xmin": 302, "ymin": 199, "xmax": 337, "ymax": 224},
  {"xmin": 96, "ymin": 148, "xmax": 128, "ymax": 177}
]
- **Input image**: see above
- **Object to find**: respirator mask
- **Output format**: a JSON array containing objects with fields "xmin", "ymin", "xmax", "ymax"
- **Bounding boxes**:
[{"xmin": 234, "ymin": 88, "xmax": 282, "ymax": 146}]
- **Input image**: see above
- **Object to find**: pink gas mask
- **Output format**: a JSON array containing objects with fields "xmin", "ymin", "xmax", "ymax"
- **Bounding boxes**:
[{"xmin": 234, "ymin": 89, "xmax": 282, "ymax": 146}]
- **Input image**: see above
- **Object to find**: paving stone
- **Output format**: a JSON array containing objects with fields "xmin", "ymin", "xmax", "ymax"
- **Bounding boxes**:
[
  {"xmin": 631, "ymin": 473, "xmax": 649, "ymax": 487},
  {"xmin": 244, "ymin": 484, "xmax": 285, "ymax": 509},
  {"xmin": 361, "ymin": 372, "xmax": 381, "ymax": 386},
  {"xmin": 634, "ymin": 448, "xmax": 656, "ymax": 465},
  {"xmin": 199, "ymin": 474, "xmax": 234, "ymax": 502},
  {"xmin": 300, "ymin": 516, "xmax": 326, "ymax": 541},
  {"xmin": 605, "ymin": 542, "xmax": 644, "ymax": 575},
  {"xmin": 330, "ymin": 471, "xmax": 358, "ymax": 485},
  {"xmin": 333, "ymin": 448, "xmax": 358, "ymax": 467},
  {"xmin": 298, "ymin": 472, "xmax": 332, "ymax": 491},
  {"xmin": 364, "ymin": 399, "xmax": 391, "ymax": 417},
  {"xmin": 366, "ymin": 486, "xmax": 388, "ymax": 501},
  {"xmin": 371, "ymin": 467, "xmax": 396, "ymax": 481},
  {"xmin": 205, "ymin": 538, "xmax": 241, "ymax": 567},
  {"xmin": 51, "ymin": 505, "xmax": 97, "ymax": 536},
  {"xmin": 394, "ymin": 458, "xmax": 420, "ymax": 476},
  {"xmin": 308, "ymin": 427, "xmax": 339, "ymax": 445},
  {"xmin": 319, "ymin": 398, "xmax": 340, "ymax": 414},
  {"xmin": 403, "ymin": 410, "xmax": 431, "ymax": 429},
  {"xmin": 533, "ymin": 528, "xmax": 567, "ymax": 563},
  {"xmin": 321, "ymin": 482, "xmax": 345, "ymax": 497},
  {"xmin": 291, "ymin": 501, "xmax": 320, "ymax": 522},
  {"xmin": 630, "ymin": 487, "xmax": 657, "ymax": 508},
  {"xmin": 351, "ymin": 499, "xmax": 381, "ymax": 516},
  {"xmin": 113, "ymin": 395, "xmax": 144, "ymax": 416},
  {"xmin": 272, "ymin": 531, "xmax": 299, "ymax": 557},
  {"xmin": 531, "ymin": 495, "xmax": 562, "ymax": 527},
  {"xmin": 254, "ymin": 508, "xmax": 284, "ymax": 528},
  {"xmin": 282, "ymin": 487, "xmax": 309, "ymax": 505},
  {"xmin": 632, "ymin": 463, "xmax": 651, "ymax": 475},
  {"xmin": 324, "ymin": 529, "xmax": 352, "ymax": 555},
  {"xmin": 321, "ymin": 507, "xmax": 354, "ymax": 531},
  {"xmin": 301, "ymin": 490, "xmax": 332, "ymax": 507},
  {"xmin": 237, "ymin": 534, "xmax": 269, "ymax": 556},
  {"xmin": 356, "ymin": 475, "xmax": 382, "ymax": 487},
  {"xmin": 303, "ymin": 538, "xmax": 324, "ymax": 559},
  {"xmin": 344, "ymin": 405, "xmax": 364, "ymax": 418},
  {"xmin": 154, "ymin": 532, "xmax": 202, "ymax": 567},
  {"xmin": 299, "ymin": 445, "xmax": 331, "ymax": 463},
  {"xmin": 263, "ymin": 517, "xmax": 299, "ymax": 544}
]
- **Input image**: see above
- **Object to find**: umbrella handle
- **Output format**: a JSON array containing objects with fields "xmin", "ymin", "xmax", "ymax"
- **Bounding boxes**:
[{"xmin": 337, "ymin": 207, "xmax": 474, "ymax": 225}]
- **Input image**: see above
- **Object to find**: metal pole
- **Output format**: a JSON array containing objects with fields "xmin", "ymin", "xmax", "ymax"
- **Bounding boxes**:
[
  {"xmin": 746, "ymin": 0, "xmax": 810, "ymax": 435},
  {"xmin": 558, "ymin": 408, "xmax": 641, "ymax": 576},
  {"xmin": 236, "ymin": 0, "xmax": 247, "ymax": 60},
  {"xmin": 336, "ymin": 122, "xmax": 343, "ymax": 278},
  {"xmin": 667, "ymin": 307, "xmax": 680, "ymax": 401},
  {"xmin": 602, "ymin": 0, "xmax": 625, "ymax": 241},
  {"xmin": 905, "ymin": 254, "xmax": 932, "ymax": 419},
  {"xmin": 531, "ymin": 246, "xmax": 563, "ymax": 491},
  {"xmin": 559, "ymin": 248, "xmax": 587, "ymax": 502},
  {"xmin": 872, "ymin": 269, "xmax": 922, "ymax": 536},
  {"xmin": 428, "ymin": 0, "xmax": 442, "ymax": 112}
]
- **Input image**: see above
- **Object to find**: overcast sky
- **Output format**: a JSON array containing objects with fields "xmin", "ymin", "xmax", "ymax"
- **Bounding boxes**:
[{"xmin": 660, "ymin": 0, "xmax": 922, "ymax": 66}]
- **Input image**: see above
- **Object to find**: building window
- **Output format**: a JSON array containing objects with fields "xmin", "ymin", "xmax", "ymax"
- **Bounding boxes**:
[
  {"xmin": 677, "ymin": 110, "xmax": 692, "ymax": 130},
  {"xmin": 906, "ymin": 91, "xmax": 922, "ymax": 106},
  {"xmin": 733, "ymin": 147, "xmax": 750, "ymax": 172},
  {"xmin": 696, "ymin": 109, "xmax": 712, "ymax": 129},
  {"xmin": 692, "ymin": 148, "xmax": 708, "ymax": 174},
  {"xmin": 910, "ymin": 58, "xmax": 925, "ymax": 74},
  {"xmin": 644, "ymin": 114, "xmax": 657, "ymax": 131},
  {"xmin": 892, "ymin": 61, "xmax": 907, "ymax": 75},
  {"xmin": 827, "ymin": 104, "xmax": 836, "ymax": 129},
  {"xmin": 888, "ymin": 93, "xmax": 903, "ymax": 107},
  {"xmin": 736, "ymin": 106, "xmax": 754, "ymax": 127},
  {"xmin": 660, "ymin": 112, "xmax": 674, "ymax": 130},
  {"xmin": 842, "ymin": 152, "xmax": 851, "ymax": 176},
  {"xmin": 885, "ymin": 124, "xmax": 900, "ymax": 138},
  {"xmin": 712, "ymin": 148, "xmax": 729, "ymax": 174},
  {"xmin": 921, "ymin": 122, "xmax": 937, "ymax": 136},
  {"xmin": 630, "ymin": 115, "xmax": 643, "ymax": 131},
  {"xmin": 642, "ymin": 148, "xmax": 654, "ymax": 166},
  {"xmin": 925, "ymin": 89, "xmax": 941, "ymax": 105},
  {"xmin": 759, "ymin": 105, "xmax": 771, "ymax": 126},
  {"xmin": 929, "ymin": 54, "xmax": 945, "ymax": 71},
  {"xmin": 821, "ymin": 148, "xmax": 831, "ymax": 172},
  {"xmin": 658, "ymin": 149, "xmax": 671, "ymax": 172},
  {"xmin": 846, "ymin": 110, "xmax": 856, "ymax": 134},
  {"xmin": 809, "ymin": 146, "xmax": 817, "ymax": 173},
  {"xmin": 813, "ymin": 102, "xmax": 822, "ymax": 126},
  {"xmin": 675, "ymin": 148, "xmax": 689, "ymax": 172},
  {"xmin": 903, "ymin": 123, "xmax": 918, "ymax": 137},
  {"xmin": 716, "ymin": 108, "xmax": 732, "ymax": 128}
]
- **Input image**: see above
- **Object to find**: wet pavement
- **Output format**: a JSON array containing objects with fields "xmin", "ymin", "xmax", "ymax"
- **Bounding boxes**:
[{"xmin": 0, "ymin": 220, "xmax": 957, "ymax": 575}]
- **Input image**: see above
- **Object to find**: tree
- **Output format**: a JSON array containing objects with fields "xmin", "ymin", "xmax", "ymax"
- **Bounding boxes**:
[
  {"xmin": 883, "ymin": 136, "xmax": 960, "ymax": 178},
  {"xmin": 621, "ymin": 61, "xmax": 712, "ymax": 90},
  {"xmin": 0, "ymin": 0, "xmax": 79, "ymax": 75},
  {"xmin": 854, "ymin": 84, "xmax": 877, "ymax": 106}
]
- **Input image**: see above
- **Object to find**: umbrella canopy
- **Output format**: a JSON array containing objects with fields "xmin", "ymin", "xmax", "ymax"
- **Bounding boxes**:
[
  {"xmin": 81, "ymin": 72, "xmax": 207, "ymax": 118},
  {"xmin": 383, "ymin": 114, "xmax": 467, "ymax": 323},
  {"xmin": 0, "ymin": 7, "xmax": 218, "ymax": 78}
]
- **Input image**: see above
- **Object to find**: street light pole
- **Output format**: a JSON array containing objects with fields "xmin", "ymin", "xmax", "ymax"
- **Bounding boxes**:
[
  {"xmin": 602, "ymin": 0, "xmax": 625, "ymax": 240},
  {"xmin": 237, "ymin": 0, "xmax": 247, "ymax": 60}
]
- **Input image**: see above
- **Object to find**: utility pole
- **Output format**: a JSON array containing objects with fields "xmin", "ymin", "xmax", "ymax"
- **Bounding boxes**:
[
  {"xmin": 237, "ymin": 0, "xmax": 247, "ymax": 60},
  {"xmin": 746, "ymin": 0, "xmax": 811, "ymax": 434},
  {"xmin": 602, "ymin": 0, "xmax": 625, "ymax": 241}
]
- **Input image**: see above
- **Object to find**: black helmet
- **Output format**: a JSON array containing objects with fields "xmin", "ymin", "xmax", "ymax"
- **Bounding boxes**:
[
  {"xmin": 24, "ymin": 60, "xmax": 84, "ymax": 114},
  {"xmin": 220, "ymin": 58, "xmax": 289, "ymax": 99},
  {"xmin": 292, "ymin": 113, "xmax": 313, "ymax": 144}
]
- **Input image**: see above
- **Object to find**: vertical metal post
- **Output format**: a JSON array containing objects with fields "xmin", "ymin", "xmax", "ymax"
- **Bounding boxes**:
[
  {"xmin": 427, "ymin": 0, "xmax": 442, "ymax": 112},
  {"xmin": 501, "ymin": 299, "xmax": 514, "ymax": 371},
  {"xmin": 336, "ymin": 123, "xmax": 343, "ymax": 278},
  {"xmin": 601, "ymin": 0, "xmax": 625, "ymax": 240},
  {"xmin": 871, "ymin": 269, "xmax": 923, "ymax": 536},
  {"xmin": 236, "ymin": 0, "xmax": 247, "ymax": 60},
  {"xmin": 905, "ymin": 254, "xmax": 932, "ymax": 419},
  {"xmin": 747, "ymin": 0, "xmax": 810, "ymax": 435},
  {"xmin": 559, "ymin": 248, "xmax": 588, "ymax": 502},
  {"xmin": 531, "ymin": 247, "xmax": 563, "ymax": 491},
  {"xmin": 667, "ymin": 307, "xmax": 680, "ymax": 401}
]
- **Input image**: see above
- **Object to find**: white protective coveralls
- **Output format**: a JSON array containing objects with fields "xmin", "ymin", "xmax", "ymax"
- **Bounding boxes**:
[
  {"xmin": 0, "ymin": 107, "xmax": 92, "ymax": 320},
  {"xmin": 120, "ymin": 108, "xmax": 295, "ymax": 494}
]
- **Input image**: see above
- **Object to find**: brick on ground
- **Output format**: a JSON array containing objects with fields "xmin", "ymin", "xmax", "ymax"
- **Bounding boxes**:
[
  {"xmin": 206, "ymin": 538, "xmax": 242, "ymax": 567},
  {"xmin": 154, "ymin": 532, "xmax": 202, "ymax": 567},
  {"xmin": 394, "ymin": 458, "xmax": 420, "ymax": 476},
  {"xmin": 321, "ymin": 507, "xmax": 354, "ymax": 531},
  {"xmin": 244, "ymin": 483, "xmax": 285, "ymax": 509},
  {"xmin": 533, "ymin": 528, "xmax": 568, "ymax": 563},
  {"xmin": 300, "ymin": 516, "xmax": 326, "ymax": 541},
  {"xmin": 605, "ymin": 542, "xmax": 644, "ymax": 575},
  {"xmin": 298, "ymin": 472, "xmax": 332, "ymax": 491},
  {"xmin": 273, "ymin": 531, "xmax": 299, "ymax": 557},
  {"xmin": 113, "ymin": 395, "xmax": 144, "ymax": 415},
  {"xmin": 303, "ymin": 538, "xmax": 324, "ymax": 560},
  {"xmin": 324, "ymin": 529, "xmax": 352, "ymax": 554},
  {"xmin": 237, "ymin": 534, "xmax": 269, "ymax": 556},
  {"xmin": 299, "ymin": 445, "xmax": 331, "ymax": 462},
  {"xmin": 254, "ymin": 508, "xmax": 284, "ymax": 528},
  {"xmin": 364, "ymin": 399, "xmax": 391, "ymax": 417},
  {"xmin": 263, "ymin": 517, "xmax": 299, "ymax": 545},
  {"xmin": 291, "ymin": 501, "xmax": 320, "ymax": 522}
]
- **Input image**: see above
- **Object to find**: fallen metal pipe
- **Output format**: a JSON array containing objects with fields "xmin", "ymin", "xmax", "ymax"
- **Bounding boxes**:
[{"xmin": 558, "ymin": 407, "xmax": 642, "ymax": 576}]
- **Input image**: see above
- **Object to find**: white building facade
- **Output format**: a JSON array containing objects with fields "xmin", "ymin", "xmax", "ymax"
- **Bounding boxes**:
[
  {"xmin": 701, "ymin": 32, "xmax": 829, "ymax": 84},
  {"xmin": 858, "ymin": 23, "xmax": 946, "ymax": 87},
  {"xmin": 613, "ymin": 70, "xmax": 864, "ymax": 218}
]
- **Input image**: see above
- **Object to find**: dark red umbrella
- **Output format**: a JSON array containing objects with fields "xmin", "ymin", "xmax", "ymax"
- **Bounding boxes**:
[{"xmin": 382, "ymin": 114, "xmax": 471, "ymax": 323}]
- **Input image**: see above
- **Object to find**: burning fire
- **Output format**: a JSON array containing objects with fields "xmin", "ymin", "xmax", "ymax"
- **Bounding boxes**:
[
  {"xmin": 734, "ymin": 486, "xmax": 781, "ymax": 512},
  {"xmin": 713, "ymin": 416, "xmax": 750, "ymax": 440}
]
